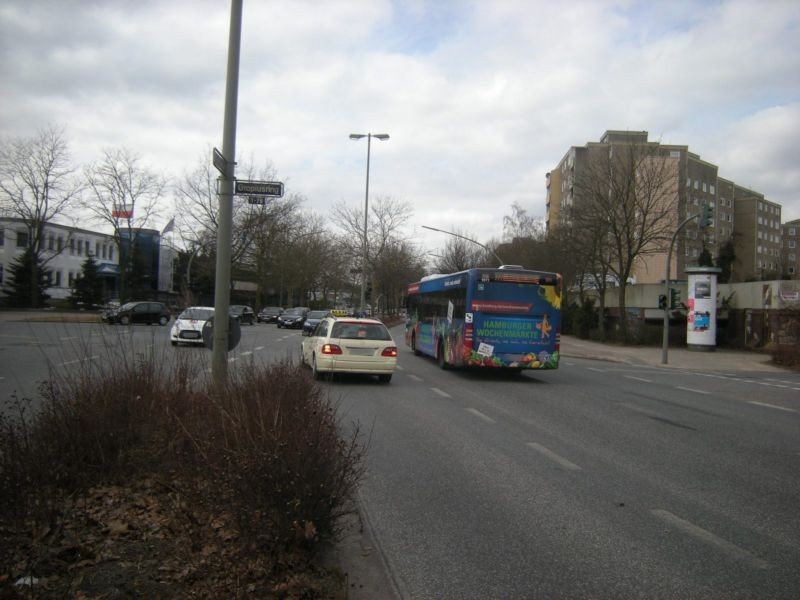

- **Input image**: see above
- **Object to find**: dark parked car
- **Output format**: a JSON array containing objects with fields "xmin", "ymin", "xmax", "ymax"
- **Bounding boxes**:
[
  {"xmin": 102, "ymin": 301, "xmax": 170, "ymax": 326},
  {"xmin": 276, "ymin": 307, "xmax": 309, "ymax": 329},
  {"xmin": 229, "ymin": 304, "xmax": 255, "ymax": 325},
  {"xmin": 302, "ymin": 310, "xmax": 331, "ymax": 336},
  {"xmin": 257, "ymin": 306, "xmax": 283, "ymax": 323}
]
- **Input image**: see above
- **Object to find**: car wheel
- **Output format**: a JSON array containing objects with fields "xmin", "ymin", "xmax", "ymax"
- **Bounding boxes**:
[
  {"xmin": 120, "ymin": 315, "xmax": 131, "ymax": 326},
  {"xmin": 277, "ymin": 323, "xmax": 282, "ymax": 329},
  {"xmin": 312, "ymin": 355, "xmax": 322, "ymax": 380},
  {"xmin": 300, "ymin": 346, "xmax": 306, "ymax": 365},
  {"xmin": 378, "ymin": 374, "xmax": 392, "ymax": 383},
  {"xmin": 437, "ymin": 341, "xmax": 449, "ymax": 370},
  {"xmin": 411, "ymin": 332, "xmax": 421, "ymax": 356},
  {"xmin": 159, "ymin": 315, "xmax": 168, "ymax": 326},
  {"xmin": 171, "ymin": 340, "xmax": 178, "ymax": 346}
]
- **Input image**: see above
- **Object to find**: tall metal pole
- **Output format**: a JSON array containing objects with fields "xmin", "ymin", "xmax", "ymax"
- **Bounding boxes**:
[
  {"xmin": 661, "ymin": 212, "xmax": 701, "ymax": 365},
  {"xmin": 212, "ymin": 0, "xmax": 242, "ymax": 386},
  {"xmin": 421, "ymin": 225, "xmax": 504, "ymax": 266},
  {"xmin": 360, "ymin": 134, "xmax": 371, "ymax": 313}
]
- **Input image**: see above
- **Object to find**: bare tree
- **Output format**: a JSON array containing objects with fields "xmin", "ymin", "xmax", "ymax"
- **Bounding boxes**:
[
  {"xmin": 432, "ymin": 228, "xmax": 489, "ymax": 273},
  {"xmin": 574, "ymin": 142, "xmax": 678, "ymax": 340},
  {"xmin": 331, "ymin": 195, "xmax": 414, "ymax": 300},
  {"xmin": 83, "ymin": 147, "xmax": 168, "ymax": 301},
  {"xmin": 0, "ymin": 125, "xmax": 83, "ymax": 306},
  {"xmin": 502, "ymin": 201, "xmax": 546, "ymax": 242}
]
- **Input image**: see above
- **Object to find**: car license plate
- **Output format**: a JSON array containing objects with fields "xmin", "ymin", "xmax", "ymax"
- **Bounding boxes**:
[
  {"xmin": 347, "ymin": 347, "xmax": 375, "ymax": 356},
  {"xmin": 182, "ymin": 331, "xmax": 201, "ymax": 339}
]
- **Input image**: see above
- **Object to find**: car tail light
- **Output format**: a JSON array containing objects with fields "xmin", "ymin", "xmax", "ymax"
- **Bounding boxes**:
[
  {"xmin": 322, "ymin": 343, "xmax": 342, "ymax": 355},
  {"xmin": 381, "ymin": 346, "xmax": 398, "ymax": 357}
]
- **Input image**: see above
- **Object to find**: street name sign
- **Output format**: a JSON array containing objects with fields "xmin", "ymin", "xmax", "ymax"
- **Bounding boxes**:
[
  {"xmin": 212, "ymin": 147, "xmax": 229, "ymax": 175},
  {"xmin": 234, "ymin": 180, "xmax": 284, "ymax": 197}
]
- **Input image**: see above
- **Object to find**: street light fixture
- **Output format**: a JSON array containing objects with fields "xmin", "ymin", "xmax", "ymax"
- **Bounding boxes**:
[
  {"xmin": 350, "ymin": 132, "xmax": 389, "ymax": 312},
  {"xmin": 421, "ymin": 225, "xmax": 503, "ymax": 266}
]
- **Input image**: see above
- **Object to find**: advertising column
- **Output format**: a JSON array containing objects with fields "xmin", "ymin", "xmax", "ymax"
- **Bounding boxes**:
[{"xmin": 686, "ymin": 266, "xmax": 721, "ymax": 351}]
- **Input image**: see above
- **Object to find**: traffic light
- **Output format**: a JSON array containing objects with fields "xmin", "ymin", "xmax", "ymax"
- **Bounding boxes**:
[
  {"xmin": 669, "ymin": 288, "xmax": 681, "ymax": 309},
  {"xmin": 699, "ymin": 204, "xmax": 714, "ymax": 228},
  {"xmin": 658, "ymin": 294, "xmax": 667, "ymax": 310}
]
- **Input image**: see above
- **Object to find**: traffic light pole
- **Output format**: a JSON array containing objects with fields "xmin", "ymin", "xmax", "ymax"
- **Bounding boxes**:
[{"xmin": 661, "ymin": 211, "xmax": 705, "ymax": 365}]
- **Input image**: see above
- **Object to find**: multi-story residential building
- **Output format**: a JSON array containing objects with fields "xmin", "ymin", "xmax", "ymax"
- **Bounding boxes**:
[
  {"xmin": 546, "ymin": 130, "xmax": 782, "ymax": 283},
  {"xmin": 782, "ymin": 218, "xmax": 800, "ymax": 279}
]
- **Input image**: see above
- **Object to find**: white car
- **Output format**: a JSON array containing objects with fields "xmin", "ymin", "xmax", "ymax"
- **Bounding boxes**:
[
  {"xmin": 170, "ymin": 306, "xmax": 215, "ymax": 346},
  {"xmin": 300, "ymin": 317, "xmax": 397, "ymax": 382}
]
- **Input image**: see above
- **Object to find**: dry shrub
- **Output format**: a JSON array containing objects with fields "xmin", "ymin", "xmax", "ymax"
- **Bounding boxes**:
[
  {"xmin": 0, "ymin": 347, "xmax": 365, "ymax": 552},
  {"xmin": 771, "ymin": 344, "xmax": 800, "ymax": 370}
]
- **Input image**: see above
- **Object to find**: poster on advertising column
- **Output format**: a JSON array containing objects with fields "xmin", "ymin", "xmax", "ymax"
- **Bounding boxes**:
[{"xmin": 686, "ymin": 267, "xmax": 721, "ymax": 350}]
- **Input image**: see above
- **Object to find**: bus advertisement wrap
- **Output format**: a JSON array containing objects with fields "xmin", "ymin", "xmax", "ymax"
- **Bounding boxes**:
[{"xmin": 405, "ymin": 267, "xmax": 561, "ymax": 371}]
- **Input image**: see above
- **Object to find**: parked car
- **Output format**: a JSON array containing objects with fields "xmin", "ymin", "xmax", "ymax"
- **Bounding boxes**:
[
  {"xmin": 276, "ymin": 306, "xmax": 309, "ymax": 329},
  {"xmin": 170, "ymin": 306, "xmax": 214, "ymax": 346},
  {"xmin": 102, "ymin": 301, "xmax": 170, "ymax": 326},
  {"xmin": 257, "ymin": 306, "xmax": 283, "ymax": 323},
  {"xmin": 229, "ymin": 304, "xmax": 255, "ymax": 325},
  {"xmin": 302, "ymin": 310, "xmax": 331, "ymax": 336},
  {"xmin": 300, "ymin": 317, "xmax": 397, "ymax": 382}
]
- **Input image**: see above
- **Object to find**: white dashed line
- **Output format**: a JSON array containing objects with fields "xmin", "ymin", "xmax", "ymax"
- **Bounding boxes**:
[
  {"xmin": 430, "ymin": 387, "xmax": 451, "ymax": 398},
  {"xmin": 465, "ymin": 408, "xmax": 495, "ymax": 423},
  {"xmin": 651, "ymin": 509, "xmax": 770, "ymax": 570},
  {"xmin": 57, "ymin": 355, "xmax": 99, "ymax": 367},
  {"xmin": 748, "ymin": 401, "xmax": 797, "ymax": 413},
  {"xmin": 409, "ymin": 374, "xmax": 423, "ymax": 382},
  {"xmin": 526, "ymin": 442, "xmax": 581, "ymax": 471},
  {"xmin": 395, "ymin": 365, "xmax": 404, "ymax": 371},
  {"xmin": 625, "ymin": 375, "xmax": 653, "ymax": 383},
  {"xmin": 240, "ymin": 351, "xmax": 253, "ymax": 357},
  {"xmin": 588, "ymin": 367, "xmax": 605, "ymax": 373},
  {"xmin": 254, "ymin": 346, "xmax": 264, "ymax": 351},
  {"xmin": 675, "ymin": 386, "xmax": 710, "ymax": 395}
]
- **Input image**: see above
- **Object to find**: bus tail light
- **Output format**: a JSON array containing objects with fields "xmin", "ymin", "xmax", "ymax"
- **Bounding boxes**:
[
  {"xmin": 322, "ymin": 343, "xmax": 342, "ymax": 355},
  {"xmin": 381, "ymin": 346, "xmax": 398, "ymax": 357}
]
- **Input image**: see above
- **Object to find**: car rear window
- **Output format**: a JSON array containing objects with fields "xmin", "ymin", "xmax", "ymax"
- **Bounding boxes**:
[
  {"xmin": 331, "ymin": 322, "xmax": 391, "ymax": 340},
  {"xmin": 180, "ymin": 308, "xmax": 214, "ymax": 320}
]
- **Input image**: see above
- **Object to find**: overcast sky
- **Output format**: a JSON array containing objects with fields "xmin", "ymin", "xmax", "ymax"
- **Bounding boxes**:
[{"xmin": 2, "ymin": 0, "xmax": 799, "ymax": 254}]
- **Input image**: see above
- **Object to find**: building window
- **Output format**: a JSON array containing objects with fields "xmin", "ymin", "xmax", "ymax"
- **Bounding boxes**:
[
  {"xmin": 702, "ymin": 183, "xmax": 707, "ymax": 192},
  {"xmin": 77, "ymin": 240, "xmax": 83, "ymax": 255},
  {"xmin": 16, "ymin": 231, "xmax": 29, "ymax": 248},
  {"xmin": 0, "ymin": 264, "xmax": 3, "ymax": 285},
  {"xmin": 95, "ymin": 242, "xmax": 100, "ymax": 257},
  {"xmin": 68, "ymin": 272, "xmax": 74, "ymax": 286},
  {"xmin": 694, "ymin": 181, "xmax": 699, "ymax": 190},
  {"xmin": 686, "ymin": 178, "xmax": 691, "ymax": 187},
  {"xmin": 0, "ymin": 229, "xmax": 4, "ymax": 247},
  {"xmin": 48, "ymin": 235, "xmax": 55, "ymax": 250},
  {"xmin": 58, "ymin": 236, "xmax": 64, "ymax": 251},
  {"xmin": 69, "ymin": 238, "xmax": 75, "ymax": 255},
  {"xmin": 55, "ymin": 271, "xmax": 62, "ymax": 287},
  {"xmin": 790, "ymin": 241, "xmax": 796, "ymax": 248},
  {"xmin": 109, "ymin": 247, "xmax": 114, "ymax": 260},
  {"xmin": 710, "ymin": 185, "xmax": 715, "ymax": 195},
  {"xmin": 790, "ymin": 227, "xmax": 797, "ymax": 236}
]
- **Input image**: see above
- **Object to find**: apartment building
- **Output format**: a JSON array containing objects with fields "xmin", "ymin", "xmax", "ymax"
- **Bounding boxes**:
[
  {"xmin": 782, "ymin": 218, "xmax": 800, "ymax": 279},
  {"xmin": 546, "ymin": 130, "xmax": 782, "ymax": 283}
]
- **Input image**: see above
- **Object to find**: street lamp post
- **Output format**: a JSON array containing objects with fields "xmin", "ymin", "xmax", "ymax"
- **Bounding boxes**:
[
  {"xmin": 350, "ymin": 132, "xmax": 389, "ymax": 313},
  {"xmin": 421, "ymin": 225, "xmax": 504, "ymax": 266}
]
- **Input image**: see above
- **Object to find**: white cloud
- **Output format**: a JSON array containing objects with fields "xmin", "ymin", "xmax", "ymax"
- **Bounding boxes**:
[{"xmin": 1, "ymin": 0, "xmax": 799, "ymax": 241}]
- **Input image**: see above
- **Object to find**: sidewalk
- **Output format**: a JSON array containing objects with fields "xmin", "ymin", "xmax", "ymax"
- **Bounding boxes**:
[{"xmin": 559, "ymin": 334, "xmax": 790, "ymax": 373}]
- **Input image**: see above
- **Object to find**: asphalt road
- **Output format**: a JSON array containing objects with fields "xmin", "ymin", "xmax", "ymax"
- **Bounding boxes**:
[{"xmin": 1, "ymin": 319, "xmax": 798, "ymax": 598}]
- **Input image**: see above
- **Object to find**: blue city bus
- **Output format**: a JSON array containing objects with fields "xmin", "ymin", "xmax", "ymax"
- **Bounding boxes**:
[{"xmin": 405, "ymin": 266, "xmax": 562, "ymax": 371}]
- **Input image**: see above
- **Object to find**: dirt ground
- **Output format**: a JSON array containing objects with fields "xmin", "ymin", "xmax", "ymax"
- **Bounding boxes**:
[{"xmin": 1, "ymin": 474, "xmax": 346, "ymax": 599}]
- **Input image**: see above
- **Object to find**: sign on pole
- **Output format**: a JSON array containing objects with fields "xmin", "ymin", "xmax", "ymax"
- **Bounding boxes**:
[
  {"xmin": 234, "ymin": 180, "xmax": 284, "ymax": 197},
  {"xmin": 212, "ymin": 147, "xmax": 229, "ymax": 176},
  {"xmin": 247, "ymin": 196, "xmax": 267, "ymax": 205}
]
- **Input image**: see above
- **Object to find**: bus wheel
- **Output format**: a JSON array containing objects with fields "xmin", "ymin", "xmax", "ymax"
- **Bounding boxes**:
[
  {"xmin": 411, "ymin": 333, "xmax": 421, "ymax": 356},
  {"xmin": 437, "ymin": 342, "xmax": 449, "ymax": 370}
]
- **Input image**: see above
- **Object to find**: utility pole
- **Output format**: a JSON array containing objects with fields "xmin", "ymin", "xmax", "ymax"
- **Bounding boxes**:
[{"xmin": 211, "ymin": 0, "xmax": 242, "ymax": 386}]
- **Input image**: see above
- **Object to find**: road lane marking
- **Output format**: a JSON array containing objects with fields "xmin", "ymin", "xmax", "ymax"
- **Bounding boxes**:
[
  {"xmin": 625, "ymin": 375, "xmax": 653, "ymax": 383},
  {"xmin": 430, "ymin": 387, "xmax": 451, "ymax": 398},
  {"xmin": 587, "ymin": 367, "xmax": 605, "ymax": 372},
  {"xmin": 59, "ymin": 336, "xmax": 80, "ymax": 341},
  {"xmin": 57, "ymin": 356, "xmax": 99, "ymax": 367},
  {"xmin": 239, "ymin": 351, "xmax": 253, "ymax": 357},
  {"xmin": 254, "ymin": 346, "xmax": 264, "ymax": 351},
  {"xmin": 676, "ymin": 386, "xmax": 710, "ymax": 395},
  {"xmin": 748, "ymin": 401, "xmax": 797, "ymax": 413},
  {"xmin": 650, "ymin": 509, "xmax": 770, "ymax": 570},
  {"xmin": 409, "ymin": 374, "xmax": 423, "ymax": 382},
  {"xmin": 395, "ymin": 365, "xmax": 404, "ymax": 370},
  {"xmin": 465, "ymin": 408, "xmax": 495, "ymax": 423},
  {"xmin": 526, "ymin": 442, "xmax": 581, "ymax": 471}
]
